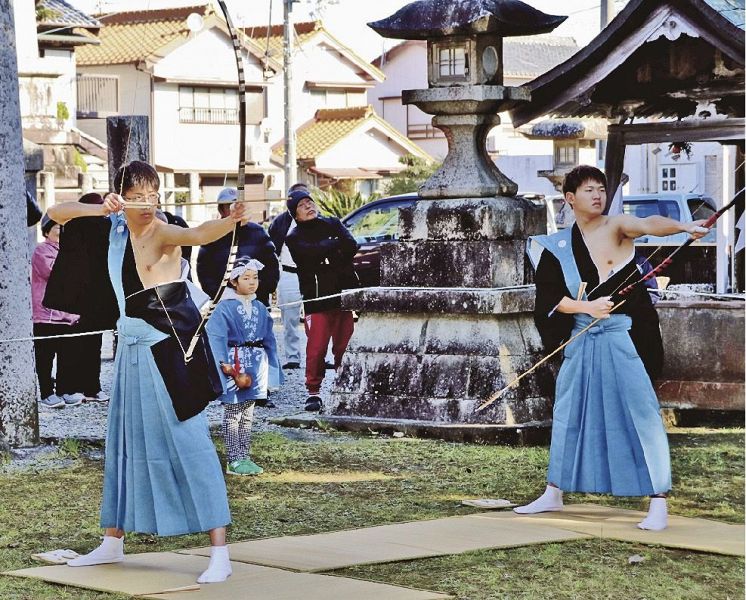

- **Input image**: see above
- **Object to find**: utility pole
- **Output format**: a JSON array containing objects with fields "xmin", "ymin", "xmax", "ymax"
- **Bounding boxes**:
[
  {"xmin": 600, "ymin": 0, "xmax": 616, "ymax": 28},
  {"xmin": 283, "ymin": 0, "xmax": 297, "ymax": 193}
]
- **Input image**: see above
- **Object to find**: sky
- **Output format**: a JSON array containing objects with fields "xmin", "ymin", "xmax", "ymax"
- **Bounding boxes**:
[{"xmin": 66, "ymin": 0, "xmax": 629, "ymax": 60}]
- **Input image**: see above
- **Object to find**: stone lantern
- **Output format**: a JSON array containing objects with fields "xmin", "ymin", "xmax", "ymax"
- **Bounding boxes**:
[
  {"xmin": 369, "ymin": 0, "xmax": 566, "ymax": 198},
  {"xmin": 280, "ymin": 1, "xmax": 569, "ymax": 444}
]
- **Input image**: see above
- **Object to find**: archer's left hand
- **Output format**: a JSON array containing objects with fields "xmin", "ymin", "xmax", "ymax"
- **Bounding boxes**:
[{"xmin": 686, "ymin": 219, "xmax": 710, "ymax": 240}]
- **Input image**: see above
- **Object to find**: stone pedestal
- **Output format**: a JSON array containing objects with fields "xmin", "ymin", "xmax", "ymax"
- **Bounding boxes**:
[{"xmin": 320, "ymin": 198, "xmax": 556, "ymax": 443}]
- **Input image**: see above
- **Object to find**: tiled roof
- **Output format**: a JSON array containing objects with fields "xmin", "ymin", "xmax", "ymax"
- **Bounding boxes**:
[
  {"xmin": 76, "ymin": 5, "xmax": 210, "ymax": 66},
  {"xmin": 704, "ymin": 0, "xmax": 745, "ymax": 28},
  {"xmin": 243, "ymin": 21, "xmax": 321, "ymax": 59},
  {"xmin": 37, "ymin": 0, "xmax": 101, "ymax": 29},
  {"xmin": 276, "ymin": 106, "xmax": 374, "ymax": 160},
  {"xmin": 504, "ymin": 35, "xmax": 579, "ymax": 79}
]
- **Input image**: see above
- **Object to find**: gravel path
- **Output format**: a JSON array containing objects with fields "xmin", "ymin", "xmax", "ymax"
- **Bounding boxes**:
[{"xmin": 37, "ymin": 314, "xmax": 336, "ymax": 443}]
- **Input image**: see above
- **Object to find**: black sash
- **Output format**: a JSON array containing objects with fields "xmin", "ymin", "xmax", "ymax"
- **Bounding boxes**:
[{"xmin": 125, "ymin": 281, "xmax": 222, "ymax": 421}]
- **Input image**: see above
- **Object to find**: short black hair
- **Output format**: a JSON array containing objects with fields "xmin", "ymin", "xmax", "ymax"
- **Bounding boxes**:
[
  {"xmin": 562, "ymin": 165, "xmax": 607, "ymax": 196},
  {"xmin": 113, "ymin": 160, "xmax": 160, "ymax": 195}
]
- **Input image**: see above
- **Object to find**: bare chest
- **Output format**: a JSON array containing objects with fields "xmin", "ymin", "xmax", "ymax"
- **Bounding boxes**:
[{"xmin": 130, "ymin": 236, "xmax": 181, "ymax": 288}]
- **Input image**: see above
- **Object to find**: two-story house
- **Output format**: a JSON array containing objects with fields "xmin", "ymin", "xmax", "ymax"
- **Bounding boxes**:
[
  {"xmin": 369, "ymin": 35, "xmax": 581, "ymax": 195},
  {"xmin": 244, "ymin": 21, "xmax": 431, "ymax": 199},
  {"xmin": 73, "ymin": 5, "xmax": 429, "ymax": 221}
]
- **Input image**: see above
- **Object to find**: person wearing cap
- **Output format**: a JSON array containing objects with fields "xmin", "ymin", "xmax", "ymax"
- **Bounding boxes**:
[
  {"xmin": 268, "ymin": 182, "xmax": 308, "ymax": 370},
  {"xmin": 32, "ymin": 215, "xmax": 82, "ymax": 408},
  {"xmin": 284, "ymin": 189, "xmax": 360, "ymax": 412},
  {"xmin": 197, "ymin": 188, "xmax": 279, "ymax": 306}
]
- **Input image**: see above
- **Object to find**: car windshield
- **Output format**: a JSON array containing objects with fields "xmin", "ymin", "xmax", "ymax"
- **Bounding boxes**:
[
  {"xmin": 688, "ymin": 198, "xmax": 717, "ymax": 222},
  {"xmin": 345, "ymin": 201, "xmax": 412, "ymax": 243},
  {"xmin": 623, "ymin": 199, "xmax": 681, "ymax": 220}
]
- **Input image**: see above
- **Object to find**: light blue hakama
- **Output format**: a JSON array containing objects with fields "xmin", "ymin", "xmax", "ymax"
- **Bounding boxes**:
[
  {"xmin": 548, "ymin": 314, "xmax": 672, "ymax": 496},
  {"xmin": 533, "ymin": 228, "xmax": 672, "ymax": 497},
  {"xmin": 100, "ymin": 213, "xmax": 230, "ymax": 536}
]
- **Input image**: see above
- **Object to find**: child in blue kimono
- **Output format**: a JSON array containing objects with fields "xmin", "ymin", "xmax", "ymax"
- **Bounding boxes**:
[
  {"xmin": 207, "ymin": 257, "xmax": 283, "ymax": 476},
  {"xmin": 516, "ymin": 165, "xmax": 709, "ymax": 531}
]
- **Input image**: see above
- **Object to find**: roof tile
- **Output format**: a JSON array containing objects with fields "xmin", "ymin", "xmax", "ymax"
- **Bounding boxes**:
[
  {"xmin": 275, "ymin": 106, "xmax": 374, "ymax": 160},
  {"xmin": 76, "ymin": 5, "xmax": 209, "ymax": 66},
  {"xmin": 38, "ymin": 0, "xmax": 101, "ymax": 29}
]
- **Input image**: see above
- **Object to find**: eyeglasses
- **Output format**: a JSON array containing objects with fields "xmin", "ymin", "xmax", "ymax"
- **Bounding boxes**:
[{"xmin": 124, "ymin": 192, "xmax": 161, "ymax": 205}]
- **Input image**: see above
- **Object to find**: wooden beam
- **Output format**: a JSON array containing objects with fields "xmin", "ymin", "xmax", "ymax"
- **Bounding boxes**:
[{"xmin": 609, "ymin": 119, "xmax": 746, "ymax": 144}]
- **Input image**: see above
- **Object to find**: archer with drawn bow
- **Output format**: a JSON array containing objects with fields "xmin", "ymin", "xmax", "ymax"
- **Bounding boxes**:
[
  {"xmin": 47, "ymin": 161, "xmax": 247, "ymax": 583},
  {"xmin": 511, "ymin": 165, "xmax": 709, "ymax": 532}
]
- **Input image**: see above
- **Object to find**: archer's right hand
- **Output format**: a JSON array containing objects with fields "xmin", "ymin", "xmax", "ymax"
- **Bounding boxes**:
[
  {"xmin": 102, "ymin": 193, "xmax": 124, "ymax": 215},
  {"xmin": 585, "ymin": 296, "xmax": 614, "ymax": 319}
]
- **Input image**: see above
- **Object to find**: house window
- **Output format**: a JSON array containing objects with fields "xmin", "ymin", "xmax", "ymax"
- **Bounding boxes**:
[
  {"xmin": 554, "ymin": 142, "xmax": 579, "ymax": 168},
  {"xmin": 661, "ymin": 167, "xmax": 677, "ymax": 191},
  {"xmin": 179, "ymin": 86, "xmax": 266, "ymax": 124},
  {"xmin": 76, "ymin": 74, "xmax": 119, "ymax": 118},
  {"xmin": 438, "ymin": 45, "xmax": 467, "ymax": 78},
  {"xmin": 309, "ymin": 88, "xmax": 354, "ymax": 109}
]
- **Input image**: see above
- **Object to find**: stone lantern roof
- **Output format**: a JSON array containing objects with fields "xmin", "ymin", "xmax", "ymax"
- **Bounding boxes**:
[{"xmin": 368, "ymin": 0, "xmax": 566, "ymax": 40}]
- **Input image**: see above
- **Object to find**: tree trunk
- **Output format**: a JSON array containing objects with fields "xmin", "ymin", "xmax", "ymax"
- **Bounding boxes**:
[{"xmin": 0, "ymin": 0, "xmax": 39, "ymax": 447}]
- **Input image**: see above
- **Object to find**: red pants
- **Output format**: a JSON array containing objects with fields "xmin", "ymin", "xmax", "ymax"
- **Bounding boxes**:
[{"xmin": 304, "ymin": 309, "xmax": 354, "ymax": 394}]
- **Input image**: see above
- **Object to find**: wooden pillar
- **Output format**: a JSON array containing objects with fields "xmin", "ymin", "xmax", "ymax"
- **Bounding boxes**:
[
  {"xmin": 106, "ymin": 115, "xmax": 149, "ymax": 192},
  {"xmin": 604, "ymin": 127, "xmax": 626, "ymax": 214}
]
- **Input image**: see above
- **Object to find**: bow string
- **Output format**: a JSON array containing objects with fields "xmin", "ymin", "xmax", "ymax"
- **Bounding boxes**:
[{"xmin": 184, "ymin": 0, "xmax": 246, "ymax": 363}]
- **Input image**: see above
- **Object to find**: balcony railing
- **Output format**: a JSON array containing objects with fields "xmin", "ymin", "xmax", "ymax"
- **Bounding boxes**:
[
  {"xmin": 408, "ymin": 123, "xmax": 445, "ymax": 139},
  {"xmin": 77, "ymin": 75, "xmax": 119, "ymax": 118},
  {"xmin": 179, "ymin": 107, "xmax": 240, "ymax": 124}
]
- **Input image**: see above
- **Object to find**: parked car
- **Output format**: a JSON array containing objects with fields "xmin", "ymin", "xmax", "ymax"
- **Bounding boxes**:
[
  {"xmin": 621, "ymin": 193, "xmax": 718, "ymax": 244},
  {"xmin": 342, "ymin": 194, "xmax": 417, "ymax": 287}
]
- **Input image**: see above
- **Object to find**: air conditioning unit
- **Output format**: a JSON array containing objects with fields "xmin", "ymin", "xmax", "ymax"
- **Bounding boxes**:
[{"xmin": 486, "ymin": 136, "xmax": 498, "ymax": 153}]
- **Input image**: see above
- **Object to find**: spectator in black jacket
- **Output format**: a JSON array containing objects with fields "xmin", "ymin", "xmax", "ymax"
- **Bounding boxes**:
[
  {"xmin": 44, "ymin": 192, "xmax": 118, "ymax": 402},
  {"xmin": 285, "ymin": 189, "xmax": 359, "ymax": 412},
  {"xmin": 197, "ymin": 188, "xmax": 279, "ymax": 306}
]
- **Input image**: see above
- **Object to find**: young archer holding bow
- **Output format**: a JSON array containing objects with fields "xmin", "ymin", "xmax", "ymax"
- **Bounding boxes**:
[
  {"xmin": 49, "ymin": 161, "xmax": 247, "ymax": 583},
  {"xmin": 514, "ymin": 165, "xmax": 709, "ymax": 531}
]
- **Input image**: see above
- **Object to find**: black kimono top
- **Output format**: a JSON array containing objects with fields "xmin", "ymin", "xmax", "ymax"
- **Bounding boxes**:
[{"xmin": 533, "ymin": 224, "xmax": 664, "ymax": 380}]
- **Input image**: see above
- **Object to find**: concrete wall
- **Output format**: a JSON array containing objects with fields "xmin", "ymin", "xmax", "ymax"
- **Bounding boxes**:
[{"xmin": 655, "ymin": 300, "xmax": 744, "ymax": 411}]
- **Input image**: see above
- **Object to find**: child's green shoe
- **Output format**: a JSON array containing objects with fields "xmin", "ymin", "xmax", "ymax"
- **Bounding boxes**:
[{"xmin": 226, "ymin": 459, "xmax": 264, "ymax": 476}]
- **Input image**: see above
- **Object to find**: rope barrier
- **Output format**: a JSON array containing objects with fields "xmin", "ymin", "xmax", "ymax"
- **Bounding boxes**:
[
  {"xmin": 6, "ymin": 283, "xmax": 738, "ymax": 344},
  {"xmin": 0, "ymin": 284, "xmax": 538, "ymax": 345}
]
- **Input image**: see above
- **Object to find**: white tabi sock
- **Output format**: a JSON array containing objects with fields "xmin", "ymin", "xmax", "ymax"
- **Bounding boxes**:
[
  {"xmin": 67, "ymin": 535, "xmax": 124, "ymax": 566},
  {"xmin": 197, "ymin": 545, "xmax": 232, "ymax": 584},
  {"xmin": 513, "ymin": 485, "xmax": 564, "ymax": 514},
  {"xmin": 637, "ymin": 497, "xmax": 668, "ymax": 531}
]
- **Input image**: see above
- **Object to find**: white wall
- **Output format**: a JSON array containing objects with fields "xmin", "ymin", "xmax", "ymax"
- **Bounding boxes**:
[
  {"xmin": 623, "ymin": 141, "xmax": 725, "ymax": 199},
  {"xmin": 316, "ymin": 123, "xmax": 412, "ymax": 170},
  {"xmin": 496, "ymin": 155, "xmax": 556, "ymax": 196},
  {"xmin": 258, "ymin": 33, "xmax": 380, "ymax": 148},
  {"xmin": 76, "ymin": 64, "xmax": 151, "ymax": 142},
  {"xmin": 152, "ymin": 81, "xmax": 262, "ymax": 172},
  {"xmin": 153, "ymin": 26, "xmax": 267, "ymax": 83}
]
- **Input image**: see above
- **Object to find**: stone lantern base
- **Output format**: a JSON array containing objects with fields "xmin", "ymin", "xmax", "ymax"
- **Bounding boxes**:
[{"xmin": 321, "ymin": 286, "xmax": 556, "ymax": 443}]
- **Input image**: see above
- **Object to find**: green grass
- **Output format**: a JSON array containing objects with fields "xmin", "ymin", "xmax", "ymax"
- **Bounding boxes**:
[{"xmin": 0, "ymin": 428, "xmax": 743, "ymax": 599}]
